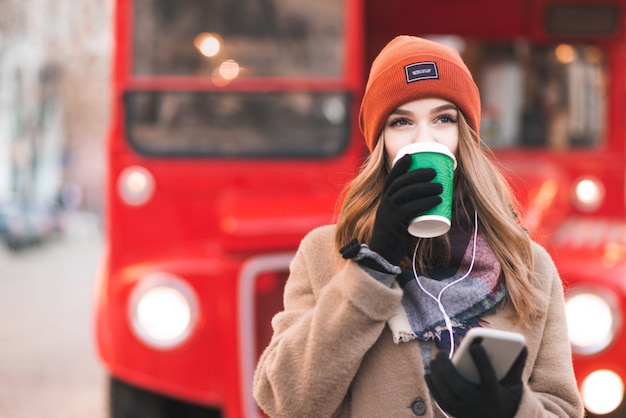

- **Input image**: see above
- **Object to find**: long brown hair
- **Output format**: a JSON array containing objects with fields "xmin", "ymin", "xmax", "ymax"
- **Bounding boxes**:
[{"xmin": 334, "ymin": 113, "xmax": 543, "ymax": 322}]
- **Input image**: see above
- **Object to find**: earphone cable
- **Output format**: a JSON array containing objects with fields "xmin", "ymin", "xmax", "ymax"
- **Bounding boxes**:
[{"xmin": 411, "ymin": 210, "xmax": 479, "ymax": 358}]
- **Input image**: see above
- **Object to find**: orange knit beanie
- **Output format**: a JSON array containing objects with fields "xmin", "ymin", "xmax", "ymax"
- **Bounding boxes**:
[{"xmin": 359, "ymin": 35, "xmax": 481, "ymax": 152}]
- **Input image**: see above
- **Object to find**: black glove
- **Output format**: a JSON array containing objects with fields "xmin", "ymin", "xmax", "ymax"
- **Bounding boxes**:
[
  {"xmin": 368, "ymin": 153, "xmax": 443, "ymax": 266},
  {"xmin": 425, "ymin": 341, "xmax": 527, "ymax": 418}
]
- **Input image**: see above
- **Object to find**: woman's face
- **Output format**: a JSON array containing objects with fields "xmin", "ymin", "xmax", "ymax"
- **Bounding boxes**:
[{"xmin": 383, "ymin": 98, "xmax": 459, "ymax": 167}]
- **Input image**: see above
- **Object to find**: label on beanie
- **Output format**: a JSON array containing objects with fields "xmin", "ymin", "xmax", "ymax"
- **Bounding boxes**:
[{"xmin": 405, "ymin": 62, "xmax": 439, "ymax": 83}]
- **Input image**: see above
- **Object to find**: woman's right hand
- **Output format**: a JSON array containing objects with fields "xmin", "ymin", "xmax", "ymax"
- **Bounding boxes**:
[{"xmin": 368, "ymin": 153, "xmax": 443, "ymax": 266}]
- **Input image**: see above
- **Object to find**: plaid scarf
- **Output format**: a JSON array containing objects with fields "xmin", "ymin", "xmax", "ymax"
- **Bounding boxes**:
[{"xmin": 388, "ymin": 218, "xmax": 506, "ymax": 353}]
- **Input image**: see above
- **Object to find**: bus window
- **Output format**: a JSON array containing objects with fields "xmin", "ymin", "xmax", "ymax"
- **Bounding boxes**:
[
  {"xmin": 125, "ymin": 91, "xmax": 351, "ymax": 157},
  {"xmin": 132, "ymin": 0, "xmax": 345, "ymax": 78},
  {"xmin": 429, "ymin": 37, "xmax": 607, "ymax": 150}
]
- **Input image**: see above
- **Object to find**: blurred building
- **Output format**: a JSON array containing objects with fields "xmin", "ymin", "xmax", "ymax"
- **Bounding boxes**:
[{"xmin": 0, "ymin": 0, "xmax": 111, "ymax": 214}]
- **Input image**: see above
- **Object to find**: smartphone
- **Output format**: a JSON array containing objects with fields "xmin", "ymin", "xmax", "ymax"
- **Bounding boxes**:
[{"xmin": 452, "ymin": 327, "xmax": 526, "ymax": 384}]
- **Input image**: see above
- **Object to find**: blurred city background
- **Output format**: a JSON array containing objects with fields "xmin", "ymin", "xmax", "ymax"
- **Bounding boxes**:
[
  {"xmin": 1, "ymin": 0, "xmax": 625, "ymax": 417},
  {"xmin": 0, "ymin": 0, "xmax": 110, "ymax": 242},
  {"xmin": 1, "ymin": 0, "xmax": 111, "ymax": 417}
]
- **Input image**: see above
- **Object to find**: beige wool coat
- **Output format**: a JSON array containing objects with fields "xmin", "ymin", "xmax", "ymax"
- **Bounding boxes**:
[{"xmin": 253, "ymin": 225, "xmax": 584, "ymax": 417}]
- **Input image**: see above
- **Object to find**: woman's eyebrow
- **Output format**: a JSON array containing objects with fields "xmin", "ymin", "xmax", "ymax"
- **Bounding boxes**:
[
  {"xmin": 389, "ymin": 108, "xmax": 412, "ymax": 116},
  {"xmin": 431, "ymin": 104, "xmax": 458, "ymax": 113},
  {"xmin": 390, "ymin": 104, "xmax": 458, "ymax": 116}
]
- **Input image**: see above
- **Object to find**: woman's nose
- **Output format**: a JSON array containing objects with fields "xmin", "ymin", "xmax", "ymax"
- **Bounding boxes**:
[{"xmin": 412, "ymin": 124, "xmax": 435, "ymax": 143}]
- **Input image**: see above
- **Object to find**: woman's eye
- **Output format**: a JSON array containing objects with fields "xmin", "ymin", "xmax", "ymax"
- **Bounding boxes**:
[
  {"xmin": 436, "ymin": 114, "xmax": 458, "ymax": 124},
  {"xmin": 389, "ymin": 118, "xmax": 410, "ymax": 127}
]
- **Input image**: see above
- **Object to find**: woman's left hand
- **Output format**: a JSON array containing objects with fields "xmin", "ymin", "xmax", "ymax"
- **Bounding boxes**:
[{"xmin": 425, "ymin": 341, "xmax": 527, "ymax": 418}]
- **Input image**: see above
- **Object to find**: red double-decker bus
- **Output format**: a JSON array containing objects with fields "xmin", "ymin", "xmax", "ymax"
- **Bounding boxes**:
[{"xmin": 95, "ymin": 0, "xmax": 626, "ymax": 416}]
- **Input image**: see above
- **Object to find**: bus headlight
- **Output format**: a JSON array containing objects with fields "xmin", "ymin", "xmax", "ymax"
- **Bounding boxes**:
[
  {"xmin": 573, "ymin": 176, "xmax": 604, "ymax": 212},
  {"xmin": 118, "ymin": 166, "xmax": 155, "ymax": 206},
  {"xmin": 565, "ymin": 289, "xmax": 618, "ymax": 354},
  {"xmin": 582, "ymin": 370, "xmax": 624, "ymax": 415},
  {"xmin": 129, "ymin": 273, "xmax": 198, "ymax": 349}
]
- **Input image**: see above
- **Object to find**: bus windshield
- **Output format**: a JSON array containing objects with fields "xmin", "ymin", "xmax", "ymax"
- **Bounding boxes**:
[
  {"xmin": 132, "ymin": 0, "xmax": 345, "ymax": 78},
  {"xmin": 128, "ymin": 0, "xmax": 349, "ymax": 158},
  {"xmin": 429, "ymin": 37, "xmax": 607, "ymax": 150}
]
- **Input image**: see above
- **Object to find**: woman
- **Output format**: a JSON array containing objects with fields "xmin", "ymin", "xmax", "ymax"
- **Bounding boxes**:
[{"xmin": 253, "ymin": 35, "xmax": 583, "ymax": 418}]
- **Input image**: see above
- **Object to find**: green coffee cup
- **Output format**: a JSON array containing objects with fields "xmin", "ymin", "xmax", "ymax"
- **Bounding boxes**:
[{"xmin": 392, "ymin": 142, "xmax": 457, "ymax": 238}]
